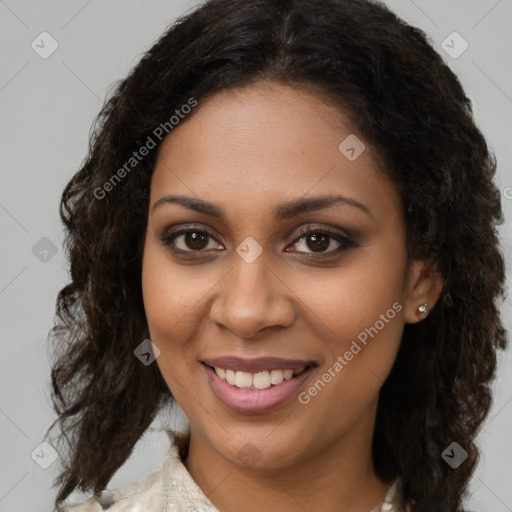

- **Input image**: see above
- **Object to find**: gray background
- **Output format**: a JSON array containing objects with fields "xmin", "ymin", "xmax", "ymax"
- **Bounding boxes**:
[{"xmin": 0, "ymin": 1, "xmax": 511, "ymax": 510}]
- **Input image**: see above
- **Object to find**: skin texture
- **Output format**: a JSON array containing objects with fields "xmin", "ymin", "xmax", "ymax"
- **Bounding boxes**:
[{"xmin": 142, "ymin": 82, "xmax": 443, "ymax": 512}]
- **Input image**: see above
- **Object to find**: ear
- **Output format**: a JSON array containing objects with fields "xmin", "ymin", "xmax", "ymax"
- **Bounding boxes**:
[{"xmin": 403, "ymin": 259, "xmax": 444, "ymax": 324}]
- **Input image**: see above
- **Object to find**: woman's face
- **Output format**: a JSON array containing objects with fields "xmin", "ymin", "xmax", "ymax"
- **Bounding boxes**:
[{"xmin": 142, "ymin": 82, "xmax": 438, "ymax": 471}]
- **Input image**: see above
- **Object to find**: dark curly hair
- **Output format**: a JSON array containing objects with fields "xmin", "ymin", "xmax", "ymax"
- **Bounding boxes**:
[{"xmin": 46, "ymin": 0, "xmax": 507, "ymax": 510}]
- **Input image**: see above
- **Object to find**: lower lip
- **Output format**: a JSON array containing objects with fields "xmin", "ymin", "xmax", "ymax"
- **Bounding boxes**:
[{"xmin": 203, "ymin": 364, "xmax": 316, "ymax": 414}]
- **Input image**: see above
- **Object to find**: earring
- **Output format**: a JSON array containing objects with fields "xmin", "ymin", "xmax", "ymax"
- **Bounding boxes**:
[{"xmin": 417, "ymin": 302, "xmax": 430, "ymax": 317}]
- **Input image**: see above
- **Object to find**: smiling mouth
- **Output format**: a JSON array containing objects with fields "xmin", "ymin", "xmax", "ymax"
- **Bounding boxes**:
[
  {"xmin": 202, "ymin": 363, "xmax": 311, "ymax": 390},
  {"xmin": 201, "ymin": 357, "xmax": 318, "ymax": 414}
]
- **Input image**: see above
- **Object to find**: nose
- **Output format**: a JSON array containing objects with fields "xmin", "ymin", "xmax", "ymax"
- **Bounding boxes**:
[{"xmin": 209, "ymin": 255, "xmax": 296, "ymax": 340}]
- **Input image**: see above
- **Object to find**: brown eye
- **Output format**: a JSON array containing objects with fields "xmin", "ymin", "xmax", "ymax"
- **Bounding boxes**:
[
  {"xmin": 183, "ymin": 231, "xmax": 209, "ymax": 250},
  {"xmin": 304, "ymin": 233, "xmax": 331, "ymax": 252},
  {"xmin": 161, "ymin": 229, "xmax": 222, "ymax": 253},
  {"xmin": 290, "ymin": 230, "xmax": 343, "ymax": 254},
  {"xmin": 286, "ymin": 227, "xmax": 355, "ymax": 257}
]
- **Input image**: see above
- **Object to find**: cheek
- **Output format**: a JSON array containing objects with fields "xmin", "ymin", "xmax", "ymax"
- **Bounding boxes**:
[
  {"xmin": 141, "ymin": 244, "xmax": 225, "ymax": 401},
  {"xmin": 298, "ymin": 250, "xmax": 406, "ymax": 400},
  {"xmin": 141, "ymin": 248, "xmax": 200, "ymax": 401},
  {"xmin": 301, "ymin": 253, "xmax": 405, "ymax": 337},
  {"xmin": 141, "ymin": 246, "xmax": 196, "ymax": 367},
  {"xmin": 142, "ymin": 245, "xmax": 208, "ymax": 338}
]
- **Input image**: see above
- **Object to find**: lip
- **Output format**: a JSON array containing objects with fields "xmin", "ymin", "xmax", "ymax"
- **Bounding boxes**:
[
  {"xmin": 201, "ymin": 356, "xmax": 317, "ymax": 373},
  {"xmin": 202, "ymin": 362, "xmax": 317, "ymax": 414}
]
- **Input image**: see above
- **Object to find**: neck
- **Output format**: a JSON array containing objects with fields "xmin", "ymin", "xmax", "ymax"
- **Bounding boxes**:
[{"xmin": 183, "ymin": 400, "xmax": 392, "ymax": 512}]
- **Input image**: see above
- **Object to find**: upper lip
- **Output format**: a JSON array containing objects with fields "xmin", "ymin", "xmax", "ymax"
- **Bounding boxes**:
[{"xmin": 201, "ymin": 356, "xmax": 317, "ymax": 373}]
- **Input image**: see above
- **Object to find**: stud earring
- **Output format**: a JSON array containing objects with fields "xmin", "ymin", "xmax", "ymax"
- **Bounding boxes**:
[{"xmin": 417, "ymin": 302, "xmax": 430, "ymax": 316}]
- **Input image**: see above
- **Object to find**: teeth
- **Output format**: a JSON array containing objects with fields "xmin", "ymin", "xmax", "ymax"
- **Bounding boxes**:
[
  {"xmin": 253, "ymin": 371, "xmax": 271, "ymax": 390},
  {"xmin": 212, "ymin": 366, "xmax": 308, "ymax": 389},
  {"xmin": 235, "ymin": 371, "xmax": 253, "ymax": 388},
  {"xmin": 225, "ymin": 369, "xmax": 236, "ymax": 385},
  {"xmin": 270, "ymin": 369, "xmax": 284, "ymax": 385}
]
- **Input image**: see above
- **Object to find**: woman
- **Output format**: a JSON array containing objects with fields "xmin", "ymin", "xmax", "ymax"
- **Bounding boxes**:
[{"xmin": 47, "ymin": 0, "xmax": 507, "ymax": 510}]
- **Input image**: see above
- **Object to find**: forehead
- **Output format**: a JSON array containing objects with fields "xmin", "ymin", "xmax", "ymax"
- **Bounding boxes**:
[{"xmin": 150, "ymin": 82, "xmax": 400, "ymax": 222}]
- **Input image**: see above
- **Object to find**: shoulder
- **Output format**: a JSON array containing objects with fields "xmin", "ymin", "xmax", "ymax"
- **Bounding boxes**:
[
  {"xmin": 58, "ymin": 431, "xmax": 193, "ymax": 512},
  {"xmin": 60, "ymin": 468, "xmax": 163, "ymax": 511}
]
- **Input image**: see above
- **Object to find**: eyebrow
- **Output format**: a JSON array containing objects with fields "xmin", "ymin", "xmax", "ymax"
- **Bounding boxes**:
[{"xmin": 152, "ymin": 193, "xmax": 372, "ymax": 220}]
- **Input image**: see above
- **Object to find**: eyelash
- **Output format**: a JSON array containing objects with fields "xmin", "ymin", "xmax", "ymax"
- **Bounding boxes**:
[{"xmin": 159, "ymin": 225, "xmax": 356, "ymax": 259}]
